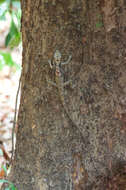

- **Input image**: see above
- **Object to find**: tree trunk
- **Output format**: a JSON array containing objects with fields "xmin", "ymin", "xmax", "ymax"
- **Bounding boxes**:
[{"xmin": 8, "ymin": 0, "xmax": 126, "ymax": 189}]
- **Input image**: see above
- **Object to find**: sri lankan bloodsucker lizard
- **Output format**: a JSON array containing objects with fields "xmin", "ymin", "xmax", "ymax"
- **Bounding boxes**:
[
  {"xmin": 47, "ymin": 50, "xmax": 98, "ymax": 173},
  {"xmin": 47, "ymin": 50, "xmax": 85, "ymax": 142}
]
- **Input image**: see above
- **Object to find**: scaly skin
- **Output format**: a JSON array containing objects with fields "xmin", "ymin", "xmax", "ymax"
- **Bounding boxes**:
[
  {"xmin": 47, "ymin": 50, "xmax": 98, "ymax": 173},
  {"xmin": 47, "ymin": 50, "xmax": 85, "ymax": 141}
]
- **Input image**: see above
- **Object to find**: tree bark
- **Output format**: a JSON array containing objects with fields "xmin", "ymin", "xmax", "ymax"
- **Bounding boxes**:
[{"xmin": 8, "ymin": 0, "xmax": 126, "ymax": 189}]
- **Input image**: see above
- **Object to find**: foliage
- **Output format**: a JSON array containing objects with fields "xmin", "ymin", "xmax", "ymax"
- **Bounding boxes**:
[
  {"xmin": 0, "ymin": 164, "xmax": 17, "ymax": 189},
  {"xmin": 0, "ymin": 51, "xmax": 20, "ymax": 70},
  {"xmin": 0, "ymin": 0, "xmax": 21, "ymax": 70},
  {"xmin": 0, "ymin": 179, "xmax": 17, "ymax": 190}
]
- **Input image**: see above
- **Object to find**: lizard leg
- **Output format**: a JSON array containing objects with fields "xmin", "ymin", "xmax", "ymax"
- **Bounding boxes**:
[
  {"xmin": 64, "ymin": 79, "xmax": 76, "ymax": 89},
  {"xmin": 46, "ymin": 75, "xmax": 57, "ymax": 87},
  {"xmin": 47, "ymin": 80, "xmax": 57, "ymax": 87},
  {"xmin": 61, "ymin": 55, "xmax": 72, "ymax": 65},
  {"xmin": 48, "ymin": 60, "xmax": 53, "ymax": 69},
  {"xmin": 63, "ymin": 80, "xmax": 72, "ymax": 86}
]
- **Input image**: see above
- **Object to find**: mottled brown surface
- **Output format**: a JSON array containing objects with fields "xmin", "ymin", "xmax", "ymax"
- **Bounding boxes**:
[
  {"xmin": 72, "ymin": 152, "xmax": 88, "ymax": 190},
  {"xmin": 92, "ymin": 164, "xmax": 126, "ymax": 190},
  {"xmin": 7, "ymin": 0, "xmax": 126, "ymax": 189}
]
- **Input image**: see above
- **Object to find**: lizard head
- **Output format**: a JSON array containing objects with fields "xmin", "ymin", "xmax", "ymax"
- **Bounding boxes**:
[{"xmin": 54, "ymin": 50, "xmax": 61, "ymax": 65}]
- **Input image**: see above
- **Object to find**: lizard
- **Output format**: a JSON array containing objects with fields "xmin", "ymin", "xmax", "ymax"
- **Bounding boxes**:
[
  {"xmin": 47, "ymin": 50, "xmax": 86, "ymax": 143},
  {"xmin": 47, "ymin": 50, "xmax": 99, "ymax": 173}
]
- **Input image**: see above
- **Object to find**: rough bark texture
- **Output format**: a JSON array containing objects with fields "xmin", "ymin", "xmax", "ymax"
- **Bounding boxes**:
[{"xmin": 8, "ymin": 0, "xmax": 126, "ymax": 190}]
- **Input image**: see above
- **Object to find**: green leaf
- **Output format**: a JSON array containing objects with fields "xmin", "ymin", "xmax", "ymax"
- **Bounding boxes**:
[
  {"xmin": 0, "ymin": 51, "xmax": 21, "ymax": 70},
  {"xmin": 14, "ymin": 9, "xmax": 21, "ymax": 27},
  {"xmin": 2, "ymin": 164, "xmax": 7, "ymax": 174},
  {"xmin": 2, "ymin": 165, "xmax": 7, "ymax": 174},
  {"xmin": 0, "ymin": 179, "xmax": 17, "ymax": 190},
  {"xmin": 5, "ymin": 14, "xmax": 21, "ymax": 48},
  {"xmin": 0, "ymin": 52, "xmax": 15, "ymax": 66},
  {"xmin": 5, "ymin": 18, "xmax": 19, "ymax": 47},
  {"xmin": 8, "ymin": 31, "xmax": 21, "ymax": 48},
  {"xmin": 0, "ymin": 0, "xmax": 6, "ymax": 5},
  {"xmin": 9, "ymin": 183, "xmax": 18, "ymax": 190}
]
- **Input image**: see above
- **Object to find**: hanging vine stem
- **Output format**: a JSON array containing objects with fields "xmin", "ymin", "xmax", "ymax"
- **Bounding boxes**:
[{"xmin": 10, "ymin": 74, "xmax": 22, "ymax": 165}]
